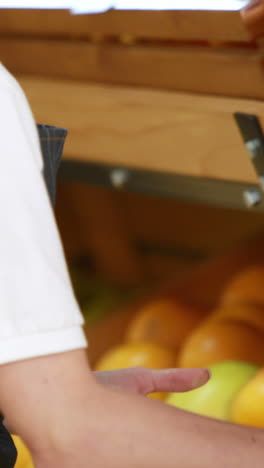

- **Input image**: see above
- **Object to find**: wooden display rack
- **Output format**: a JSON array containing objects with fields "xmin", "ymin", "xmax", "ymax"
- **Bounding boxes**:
[
  {"xmin": 3, "ymin": 4, "xmax": 264, "ymax": 284},
  {"xmin": 3, "ymin": 5, "xmax": 264, "ymax": 359},
  {"xmin": 0, "ymin": 6, "xmax": 264, "ymax": 206},
  {"xmin": 2, "ymin": 5, "xmax": 264, "ymax": 213}
]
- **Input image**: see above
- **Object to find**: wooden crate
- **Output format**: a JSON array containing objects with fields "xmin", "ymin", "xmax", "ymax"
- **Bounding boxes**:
[
  {"xmin": 3, "ymin": 6, "xmax": 264, "ymax": 284},
  {"xmin": 0, "ymin": 7, "xmax": 263, "ymax": 99},
  {"xmin": 0, "ymin": 7, "xmax": 264, "ymax": 182}
]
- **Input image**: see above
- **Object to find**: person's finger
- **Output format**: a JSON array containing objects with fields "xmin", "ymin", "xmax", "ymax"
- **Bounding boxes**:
[
  {"xmin": 241, "ymin": 0, "xmax": 262, "ymax": 23},
  {"xmin": 94, "ymin": 367, "xmax": 210, "ymax": 396},
  {"xmin": 141, "ymin": 368, "xmax": 210, "ymax": 395}
]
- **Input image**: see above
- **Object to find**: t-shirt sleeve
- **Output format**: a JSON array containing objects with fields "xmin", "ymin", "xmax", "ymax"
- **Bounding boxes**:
[{"xmin": 0, "ymin": 65, "xmax": 87, "ymax": 364}]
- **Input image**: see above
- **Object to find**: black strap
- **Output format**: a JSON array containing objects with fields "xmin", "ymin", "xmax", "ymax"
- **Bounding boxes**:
[
  {"xmin": 0, "ymin": 423, "xmax": 17, "ymax": 468},
  {"xmin": 37, "ymin": 124, "xmax": 68, "ymax": 205}
]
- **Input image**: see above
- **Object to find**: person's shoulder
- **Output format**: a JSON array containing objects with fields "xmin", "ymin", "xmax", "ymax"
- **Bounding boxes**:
[
  {"xmin": 0, "ymin": 63, "xmax": 27, "ymax": 117},
  {"xmin": 0, "ymin": 63, "xmax": 43, "ymax": 168},
  {"xmin": 0, "ymin": 64, "xmax": 33, "ymax": 119},
  {"xmin": 0, "ymin": 63, "xmax": 20, "ymax": 95}
]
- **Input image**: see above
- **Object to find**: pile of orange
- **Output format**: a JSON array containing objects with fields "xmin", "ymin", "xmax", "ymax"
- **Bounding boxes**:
[
  {"xmin": 179, "ymin": 264, "xmax": 264, "ymax": 368},
  {"xmin": 94, "ymin": 294, "xmax": 207, "ymax": 400},
  {"xmin": 95, "ymin": 263, "xmax": 264, "ymax": 401}
]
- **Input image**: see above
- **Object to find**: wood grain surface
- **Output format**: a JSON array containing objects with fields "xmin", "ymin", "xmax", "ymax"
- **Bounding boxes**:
[
  {"xmin": 18, "ymin": 75, "xmax": 260, "ymax": 183},
  {"xmin": 0, "ymin": 9, "xmax": 251, "ymax": 42},
  {"xmin": 1, "ymin": 39, "xmax": 263, "ymax": 99}
]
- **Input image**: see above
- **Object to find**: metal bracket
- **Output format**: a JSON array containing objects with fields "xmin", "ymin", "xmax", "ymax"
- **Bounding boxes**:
[
  {"xmin": 59, "ymin": 159, "xmax": 264, "ymax": 212},
  {"xmin": 234, "ymin": 112, "xmax": 264, "ymax": 208}
]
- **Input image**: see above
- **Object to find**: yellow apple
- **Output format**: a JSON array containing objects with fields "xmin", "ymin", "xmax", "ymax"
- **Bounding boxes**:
[
  {"xmin": 232, "ymin": 368, "xmax": 264, "ymax": 428},
  {"xmin": 166, "ymin": 361, "xmax": 259, "ymax": 421},
  {"xmin": 12, "ymin": 435, "xmax": 34, "ymax": 468}
]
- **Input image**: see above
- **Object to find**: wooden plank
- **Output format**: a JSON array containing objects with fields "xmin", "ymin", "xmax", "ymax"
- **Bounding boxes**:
[
  {"xmin": 1, "ymin": 38, "xmax": 264, "ymax": 99},
  {"xmin": 17, "ymin": 75, "xmax": 260, "ymax": 184},
  {"xmin": 0, "ymin": 9, "xmax": 251, "ymax": 43},
  {"xmin": 76, "ymin": 10, "xmax": 250, "ymax": 43},
  {"xmin": 0, "ymin": 9, "xmax": 71, "ymax": 38},
  {"xmin": 56, "ymin": 183, "xmax": 144, "ymax": 285},
  {"xmin": 56, "ymin": 184, "xmax": 264, "ymax": 276},
  {"xmin": 119, "ymin": 192, "xmax": 264, "ymax": 254}
]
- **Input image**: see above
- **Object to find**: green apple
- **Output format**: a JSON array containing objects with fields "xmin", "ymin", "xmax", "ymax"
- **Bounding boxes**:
[{"xmin": 166, "ymin": 361, "xmax": 259, "ymax": 421}]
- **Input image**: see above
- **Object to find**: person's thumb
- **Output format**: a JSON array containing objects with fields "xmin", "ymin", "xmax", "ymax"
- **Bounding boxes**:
[
  {"xmin": 95, "ymin": 367, "xmax": 210, "ymax": 396},
  {"xmin": 141, "ymin": 368, "xmax": 210, "ymax": 395}
]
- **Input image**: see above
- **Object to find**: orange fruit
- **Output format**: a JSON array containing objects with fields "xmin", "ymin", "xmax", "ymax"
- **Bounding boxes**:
[
  {"xmin": 178, "ymin": 319, "xmax": 264, "ymax": 368},
  {"xmin": 232, "ymin": 368, "xmax": 264, "ymax": 428},
  {"xmin": 95, "ymin": 342, "xmax": 176, "ymax": 371},
  {"xmin": 125, "ymin": 297, "xmax": 204, "ymax": 350},
  {"xmin": 222, "ymin": 264, "xmax": 264, "ymax": 306},
  {"xmin": 211, "ymin": 302, "xmax": 264, "ymax": 333},
  {"xmin": 94, "ymin": 342, "xmax": 177, "ymax": 401},
  {"xmin": 12, "ymin": 435, "xmax": 34, "ymax": 468}
]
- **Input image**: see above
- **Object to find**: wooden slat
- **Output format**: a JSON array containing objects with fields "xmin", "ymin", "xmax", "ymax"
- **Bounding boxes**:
[
  {"xmin": 0, "ymin": 9, "xmax": 251, "ymax": 42},
  {"xmin": 0, "ymin": 9, "xmax": 71, "ymax": 38},
  {"xmin": 17, "ymin": 75, "xmax": 260, "ymax": 184},
  {"xmin": 56, "ymin": 185, "xmax": 264, "ymax": 282},
  {"xmin": 56, "ymin": 184, "xmax": 144, "ymax": 285},
  {"xmin": 119, "ymin": 192, "xmax": 264, "ymax": 254},
  {"xmin": 1, "ymin": 38, "xmax": 264, "ymax": 99},
  {"xmin": 77, "ymin": 10, "xmax": 250, "ymax": 43}
]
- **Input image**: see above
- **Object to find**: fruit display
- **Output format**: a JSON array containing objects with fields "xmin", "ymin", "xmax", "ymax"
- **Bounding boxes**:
[
  {"xmin": 166, "ymin": 361, "xmax": 259, "ymax": 421},
  {"xmin": 125, "ymin": 297, "xmax": 207, "ymax": 351},
  {"xmin": 95, "ymin": 342, "xmax": 176, "ymax": 372},
  {"xmin": 211, "ymin": 302, "xmax": 264, "ymax": 332},
  {"xmin": 60, "ymin": 252, "xmax": 264, "ymax": 436},
  {"xmin": 222, "ymin": 264, "xmax": 264, "ymax": 305},
  {"xmin": 166, "ymin": 360, "xmax": 264, "ymax": 428},
  {"xmin": 178, "ymin": 319, "xmax": 264, "ymax": 368},
  {"xmin": 232, "ymin": 368, "xmax": 264, "ymax": 428}
]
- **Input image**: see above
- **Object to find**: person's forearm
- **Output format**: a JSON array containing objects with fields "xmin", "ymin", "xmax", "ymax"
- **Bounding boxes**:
[
  {"xmin": 89, "ymin": 387, "xmax": 264, "ymax": 468},
  {"xmin": 0, "ymin": 350, "xmax": 262, "ymax": 468}
]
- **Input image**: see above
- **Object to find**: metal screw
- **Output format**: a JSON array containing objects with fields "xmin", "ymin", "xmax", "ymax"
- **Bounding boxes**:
[
  {"xmin": 246, "ymin": 138, "xmax": 262, "ymax": 159},
  {"xmin": 110, "ymin": 168, "xmax": 129, "ymax": 189},
  {"xmin": 243, "ymin": 189, "xmax": 262, "ymax": 208}
]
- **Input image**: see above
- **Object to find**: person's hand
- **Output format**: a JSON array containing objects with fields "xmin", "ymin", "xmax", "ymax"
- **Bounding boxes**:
[
  {"xmin": 0, "ymin": 351, "xmax": 262, "ymax": 468},
  {"xmin": 94, "ymin": 367, "xmax": 210, "ymax": 396}
]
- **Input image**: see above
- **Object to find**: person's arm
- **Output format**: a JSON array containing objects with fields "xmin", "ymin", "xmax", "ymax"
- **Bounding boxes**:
[
  {"xmin": 0, "ymin": 63, "xmax": 87, "ymax": 363},
  {"xmin": 0, "ymin": 349, "xmax": 263, "ymax": 468},
  {"xmin": 0, "ymin": 64, "xmax": 263, "ymax": 468}
]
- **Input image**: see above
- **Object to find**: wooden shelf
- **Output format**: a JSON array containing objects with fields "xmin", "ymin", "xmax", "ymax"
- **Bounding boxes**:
[
  {"xmin": 0, "ymin": 8, "xmax": 261, "ymax": 100},
  {"xmin": 2, "ymin": 7, "xmax": 264, "ymax": 207},
  {"xmin": 20, "ymin": 75, "xmax": 259, "ymax": 184},
  {"xmin": 0, "ymin": 39, "xmax": 263, "ymax": 100},
  {"xmin": 0, "ymin": 8, "xmax": 251, "ymax": 42}
]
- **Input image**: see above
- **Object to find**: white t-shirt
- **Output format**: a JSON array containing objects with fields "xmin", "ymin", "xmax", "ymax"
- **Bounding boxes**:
[{"xmin": 0, "ymin": 63, "xmax": 87, "ymax": 364}]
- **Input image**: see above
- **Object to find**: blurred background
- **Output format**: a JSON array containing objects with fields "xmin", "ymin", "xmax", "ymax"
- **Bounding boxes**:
[{"xmin": 5, "ymin": 5, "xmax": 264, "ymax": 465}]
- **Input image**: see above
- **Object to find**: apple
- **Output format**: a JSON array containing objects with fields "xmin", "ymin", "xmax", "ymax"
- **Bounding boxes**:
[
  {"xmin": 231, "ymin": 368, "xmax": 264, "ymax": 428},
  {"xmin": 166, "ymin": 361, "xmax": 259, "ymax": 421}
]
